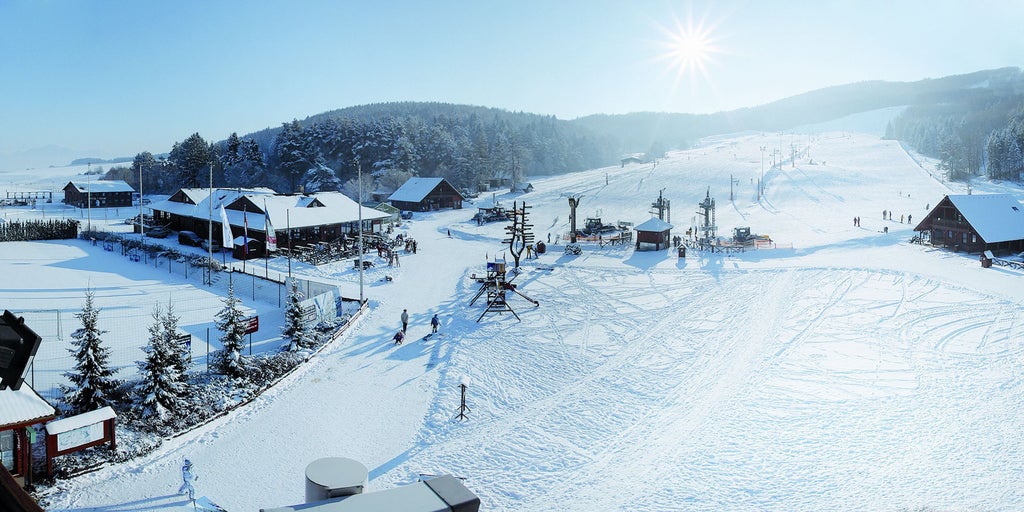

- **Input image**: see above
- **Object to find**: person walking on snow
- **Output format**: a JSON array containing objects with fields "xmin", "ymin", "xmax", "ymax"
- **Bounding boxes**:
[
  {"xmin": 178, "ymin": 459, "xmax": 198, "ymax": 501},
  {"xmin": 393, "ymin": 330, "xmax": 405, "ymax": 345},
  {"xmin": 401, "ymin": 309, "xmax": 409, "ymax": 333},
  {"xmin": 431, "ymin": 313, "xmax": 440, "ymax": 333}
]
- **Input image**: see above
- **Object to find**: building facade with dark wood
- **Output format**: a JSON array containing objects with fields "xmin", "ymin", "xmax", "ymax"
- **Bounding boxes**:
[
  {"xmin": 388, "ymin": 177, "xmax": 465, "ymax": 212},
  {"xmin": 913, "ymin": 193, "xmax": 1024, "ymax": 254},
  {"xmin": 62, "ymin": 180, "xmax": 135, "ymax": 209}
]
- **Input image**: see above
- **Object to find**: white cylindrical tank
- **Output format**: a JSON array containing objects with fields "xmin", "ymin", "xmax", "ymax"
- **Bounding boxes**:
[{"xmin": 304, "ymin": 457, "xmax": 368, "ymax": 503}]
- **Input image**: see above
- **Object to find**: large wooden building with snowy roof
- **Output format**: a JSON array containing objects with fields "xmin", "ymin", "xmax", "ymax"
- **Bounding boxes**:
[
  {"xmin": 912, "ymin": 193, "xmax": 1024, "ymax": 254},
  {"xmin": 148, "ymin": 188, "xmax": 391, "ymax": 249},
  {"xmin": 388, "ymin": 177, "xmax": 465, "ymax": 212},
  {"xmin": 62, "ymin": 180, "xmax": 135, "ymax": 208}
]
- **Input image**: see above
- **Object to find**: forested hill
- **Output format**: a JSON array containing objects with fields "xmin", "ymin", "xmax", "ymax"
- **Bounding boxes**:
[
  {"xmin": 113, "ymin": 67, "xmax": 1024, "ymax": 195},
  {"xmin": 235, "ymin": 102, "xmax": 617, "ymax": 195},
  {"xmin": 573, "ymin": 67, "xmax": 1024, "ymax": 155}
]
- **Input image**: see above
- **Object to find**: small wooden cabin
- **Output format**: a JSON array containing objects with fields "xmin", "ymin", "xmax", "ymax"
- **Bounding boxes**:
[
  {"xmin": 0, "ymin": 386, "xmax": 56, "ymax": 488},
  {"xmin": 388, "ymin": 178, "xmax": 465, "ymax": 212},
  {"xmin": 634, "ymin": 217, "xmax": 673, "ymax": 251}
]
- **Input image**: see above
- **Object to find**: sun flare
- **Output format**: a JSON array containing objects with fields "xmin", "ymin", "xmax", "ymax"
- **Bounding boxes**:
[
  {"xmin": 655, "ymin": 15, "xmax": 723, "ymax": 85},
  {"xmin": 671, "ymin": 31, "xmax": 713, "ymax": 72}
]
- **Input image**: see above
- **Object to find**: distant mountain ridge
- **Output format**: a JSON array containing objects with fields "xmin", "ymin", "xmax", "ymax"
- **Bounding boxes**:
[{"xmin": 570, "ymin": 67, "xmax": 1024, "ymax": 153}]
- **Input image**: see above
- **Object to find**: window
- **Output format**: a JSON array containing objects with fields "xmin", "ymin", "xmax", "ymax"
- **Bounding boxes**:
[{"xmin": 0, "ymin": 429, "xmax": 14, "ymax": 471}]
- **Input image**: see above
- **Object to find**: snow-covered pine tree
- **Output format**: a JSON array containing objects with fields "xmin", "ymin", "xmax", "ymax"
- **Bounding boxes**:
[
  {"xmin": 282, "ymin": 282, "xmax": 314, "ymax": 351},
  {"xmin": 61, "ymin": 290, "xmax": 118, "ymax": 415},
  {"xmin": 214, "ymin": 282, "xmax": 248, "ymax": 379},
  {"xmin": 137, "ymin": 304, "xmax": 187, "ymax": 422},
  {"xmin": 160, "ymin": 300, "xmax": 189, "ymax": 377}
]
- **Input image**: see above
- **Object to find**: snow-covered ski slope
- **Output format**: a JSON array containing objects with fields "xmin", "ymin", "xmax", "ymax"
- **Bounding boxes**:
[{"xmin": 33, "ymin": 130, "xmax": 1024, "ymax": 511}]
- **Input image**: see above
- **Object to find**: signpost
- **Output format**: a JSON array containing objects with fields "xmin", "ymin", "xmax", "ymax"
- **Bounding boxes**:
[{"xmin": 243, "ymin": 316, "xmax": 259, "ymax": 355}]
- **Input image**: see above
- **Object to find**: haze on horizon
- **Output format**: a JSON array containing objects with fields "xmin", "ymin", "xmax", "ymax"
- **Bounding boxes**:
[{"xmin": 1, "ymin": 0, "xmax": 1022, "ymax": 167}]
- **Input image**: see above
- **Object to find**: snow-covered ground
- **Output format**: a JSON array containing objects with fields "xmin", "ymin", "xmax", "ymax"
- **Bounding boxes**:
[{"xmin": 5, "ymin": 130, "xmax": 1024, "ymax": 511}]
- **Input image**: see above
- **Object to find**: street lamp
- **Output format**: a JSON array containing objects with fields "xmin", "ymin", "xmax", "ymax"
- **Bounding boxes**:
[
  {"xmin": 137, "ymin": 161, "xmax": 144, "ymax": 239},
  {"xmin": 759, "ymin": 145, "xmax": 766, "ymax": 200},
  {"xmin": 357, "ymin": 161, "xmax": 364, "ymax": 304}
]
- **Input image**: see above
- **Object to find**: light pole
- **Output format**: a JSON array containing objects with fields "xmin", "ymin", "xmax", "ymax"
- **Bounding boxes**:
[
  {"xmin": 357, "ymin": 161, "xmax": 364, "ymax": 304},
  {"xmin": 207, "ymin": 161, "xmax": 213, "ymax": 285},
  {"xmin": 137, "ymin": 161, "xmax": 144, "ymax": 239},
  {"xmin": 759, "ymin": 145, "xmax": 766, "ymax": 200}
]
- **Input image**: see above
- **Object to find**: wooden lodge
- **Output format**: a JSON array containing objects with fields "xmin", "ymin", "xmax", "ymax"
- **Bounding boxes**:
[
  {"xmin": 913, "ymin": 194, "xmax": 1024, "ymax": 254},
  {"xmin": 388, "ymin": 177, "xmax": 465, "ymax": 212},
  {"xmin": 62, "ymin": 180, "xmax": 135, "ymax": 209},
  {"xmin": 148, "ymin": 188, "xmax": 391, "ymax": 250}
]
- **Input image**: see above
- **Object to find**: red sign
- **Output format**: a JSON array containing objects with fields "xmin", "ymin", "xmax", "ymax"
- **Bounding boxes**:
[{"xmin": 243, "ymin": 316, "xmax": 259, "ymax": 334}]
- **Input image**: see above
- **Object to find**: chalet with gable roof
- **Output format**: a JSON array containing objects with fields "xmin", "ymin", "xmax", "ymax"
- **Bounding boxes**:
[
  {"xmin": 62, "ymin": 180, "xmax": 135, "ymax": 208},
  {"xmin": 388, "ymin": 177, "xmax": 465, "ymax": 212},
  {"xmin": 913, "ymin": 193, "xmax": 1024, "ymax": 254},
  {"xmin": 148, "ymin": 188, "xmax": 390, "ymax": 249}
]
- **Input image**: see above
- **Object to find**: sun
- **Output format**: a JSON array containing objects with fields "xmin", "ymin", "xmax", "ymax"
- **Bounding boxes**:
[
  {"xmin": 655, "ymin": 15, "xmax": 723, "ymax": 84},
  {"xmin": 671, "ymin": 30, "xmax": 713, "ymax": 73}
]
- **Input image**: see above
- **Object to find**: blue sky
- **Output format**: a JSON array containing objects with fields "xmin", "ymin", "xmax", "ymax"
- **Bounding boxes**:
[{"xmin": 1, "ymin": 0, "xmax": 1022, "ymax": 163}]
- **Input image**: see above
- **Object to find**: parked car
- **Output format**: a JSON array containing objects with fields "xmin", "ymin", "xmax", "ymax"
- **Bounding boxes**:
[
  {"xmin": 145, "ymin": 226, "xmax": 171, "ymax": 238},
  {"xmin": 201, "ymin": 238, "xmax": 222, "ymax": 252},
  {"xmin": 178, "ymin": 230, "xmax": 202, "ymax": 247},
  {"xmin": 400, "ymin": 210, "xmax": 414, "ymax": 220}
]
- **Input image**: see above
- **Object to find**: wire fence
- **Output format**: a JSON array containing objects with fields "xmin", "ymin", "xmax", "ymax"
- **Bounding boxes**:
[{"xmin": 17, "ymin": 236, "xmax": 357, "ymax": 405}]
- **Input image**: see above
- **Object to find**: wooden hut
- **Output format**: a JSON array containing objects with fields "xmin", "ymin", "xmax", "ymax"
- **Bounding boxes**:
[
  {"xmin": 913, "ymin": 194, "xmax": 1024, "ymax": 254},
  {"xmin": 388, "ymin": 177, "xmax": 465, "ymax": 212},
  {"xmin": 634, "ymin": 217, "xmax": 673, "ymax": 251},
  {"xmin": 0, "ymin": 386, "xmax": 55, "ymax": 488}
]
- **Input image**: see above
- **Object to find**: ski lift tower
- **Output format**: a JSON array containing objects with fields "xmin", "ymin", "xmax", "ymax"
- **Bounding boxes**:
[
  {"xmin": 697, "ymin": 187, "xmax": 717, "ymax": 245},
  {"xmin": 651, "ymin": 188, "xmax": 670, "ymax": 222},
  {"xmin": 566, "ymin": 193, "xmax": 582, "ymax": 243}
]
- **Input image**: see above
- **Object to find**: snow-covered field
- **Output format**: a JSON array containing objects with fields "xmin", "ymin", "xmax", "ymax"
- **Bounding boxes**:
[{"xmin": 6, "ymin": 129, "xmax": 1024, "ymax": 511}]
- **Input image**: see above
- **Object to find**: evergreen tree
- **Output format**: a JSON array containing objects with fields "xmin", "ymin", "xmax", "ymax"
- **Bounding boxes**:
[
  {"xmin": 137, "ymin": 304, "xmax": 187, "ymax": 422},
  {"xmin": 214, "ymin": 283, "xmax": 248, "ymax": 379},
  {"xmin": 168, "ymin": 132, "xmax": 211, "ymax": 188},
  {"xmin": 61, "ymin": 291, "xmax": 118, "ymax": 414},
  {"xmin": 282, "ymin": 283, "xmax": 314, "ymax": 351}
]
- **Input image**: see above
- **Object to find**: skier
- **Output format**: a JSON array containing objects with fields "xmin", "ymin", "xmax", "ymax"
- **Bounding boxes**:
[
  {"xmin": 178, "ymin": 459, "xmax": 198, "ymax": 501},
  {"xmin": 908, "ymin": 214, "xmax": 912, "ymax": 224},
  {"xmin": 401, "ymin": 309, "xmax": 409, "ymax": 333},
  {"xmin": 393, "ymin": 330, "xmax": 405, "ymax": 345},
  {"xmin": 430, "ymin": 313, "xmax": 440, "ymax": 334}
]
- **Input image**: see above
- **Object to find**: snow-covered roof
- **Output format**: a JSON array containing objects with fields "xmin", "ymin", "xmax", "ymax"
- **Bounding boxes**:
[
  {"xmin": 388, "ymin": 177, "xmax": 446, "ymax": 203},
  {"xmin": 0, "ymin": 385, "xmax": 56, "ymax": 428},
  {"xmin": 45, "ymin": 406, "xmax": 116, "ymax": 435},
  {"xmin": 149, "ymin": 188, "xmax": 388, "ymax": 231},
  {"xmin": 946, "ymin": 194, "xmax": 1024, "ymax": 243},
  {"xmin": 634, "ymin": 217, "xmax": 673, "ymax": 232},
  {"xmin": 65, "ymin": 180, "xmax": 135, "ymax": 193}
]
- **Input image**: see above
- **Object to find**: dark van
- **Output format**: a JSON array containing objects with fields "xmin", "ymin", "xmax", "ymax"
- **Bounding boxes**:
[{"xmin": 178, "ymin": 231, "xmax": 202, "ymax": 247}]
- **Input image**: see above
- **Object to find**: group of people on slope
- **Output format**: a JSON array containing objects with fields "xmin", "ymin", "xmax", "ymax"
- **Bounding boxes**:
[{"xmin": 393, "ymin": 309, "xmax": 440, "ymax": 345}]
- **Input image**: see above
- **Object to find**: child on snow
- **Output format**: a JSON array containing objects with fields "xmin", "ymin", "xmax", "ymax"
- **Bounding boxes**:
[
  {"xmin": 431, "ymin": 314, "xmax": 440, "ymax": 333},
  {"xmin": 178, "ymin": 459, "xmax": 198, "ymax": 501},
  {"xmin": 393, "ymin": 330, "xmax": 405, "ymax": 345}
]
